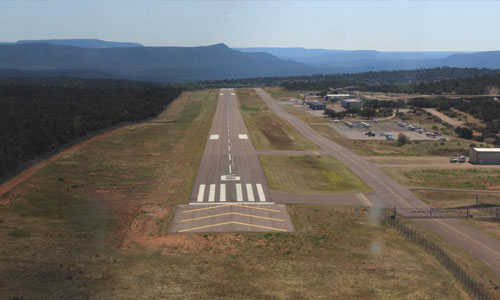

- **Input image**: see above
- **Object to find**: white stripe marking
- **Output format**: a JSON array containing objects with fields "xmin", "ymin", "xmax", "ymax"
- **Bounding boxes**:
[
  {"xmin": 197, "ymin": 184, "xmax": 205, "ymax": 203},
  {"xmin": 220, "ymin": 184, "xmax": 226, "ymax": 202},
  {"xmin": 228, "ymin": 154, "xmax": 231, "ymax": 161},
  {"xmin": 208, "ymin": 184, "xmax": 216, "ymax": 202},
  {"xmin": 228, "ymin": 145, "xmax": 231, "ymax": 151},
  {"xmin": 246, "ymin": 184, "xmax": 255, "ymax": 202},
  {"xmin": 256, "ymin": 184, "xmax": 266, "ymax": 202},
  {"xmin": 236, "ymin": 184, "xmax": 243, "ymax": 202},
  {"xmin": 229, "ymin": 164, "xmax": 232, "ymax": 173},
  {"xmin": 210, "ymin": 135, "xmax": 219, "ymax": 140},
  {"xmin": 238, "ymin": 134, "xmax": 248, "ymax": 139}
]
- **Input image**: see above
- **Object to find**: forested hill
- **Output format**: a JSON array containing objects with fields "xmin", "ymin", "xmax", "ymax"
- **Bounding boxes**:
[
  {"xmin": 0, "ymin": 80, "xmax": 182, "ymax": 181},
  {"xmin": 0, "ymin": 43, "xmax": 321, "ymax": 82},
  {"xmin": 279, "ymin": 68, "xmax": 500, "ymax": 94}
]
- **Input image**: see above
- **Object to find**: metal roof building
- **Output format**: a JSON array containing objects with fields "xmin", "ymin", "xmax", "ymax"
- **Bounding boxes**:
[{"xmin": 469, "ymin": 148, "xmax": 500, "ymax": 165}]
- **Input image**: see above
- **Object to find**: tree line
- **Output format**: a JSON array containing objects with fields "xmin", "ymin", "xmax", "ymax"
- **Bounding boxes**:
[{"xmin": 0, "ymin": 81, "xmax": 182, "ymax": 180}]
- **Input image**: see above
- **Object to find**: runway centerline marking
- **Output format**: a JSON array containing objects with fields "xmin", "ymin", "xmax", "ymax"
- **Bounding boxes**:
[
  {"xmin": 238, "ymin": 134, "xmax": 248, "ymax": 139},
  {"xmin": 178, "ymin": 221, "xmax": 288, "ymax": 233},
  {"xmin": 181, "ymin": 212, "xmax": 284, "ymax": 223}
]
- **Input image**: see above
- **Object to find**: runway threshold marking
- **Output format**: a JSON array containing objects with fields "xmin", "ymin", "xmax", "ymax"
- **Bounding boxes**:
[
  {"xmin": 183, "ymin": 204, "xmax": 282, "ymax": 214},
  {"xmin": 210, "ymin": 135, "xmax": 219, "ymax": 140},
  {"xmin": 220, "ymin": 184, "xmax": 226, "ymax": 202},
  {"xmin": 196, "ymin": 184, "xmax": 205, "ymax": 203},
  {"xmin": 178, "ymin": 221, "xmax": 288, "ymax": 233},
  {"xmin": 181, "ymin": 212, "xmax": 284, "ymax": 223},
  {"xmin": 236, "ymin": 183, "xmax": 243, "ymax": 201},
  {"xmin": 208, "ymin": 184, "xmax": 216, "ymax": 202},
  {"xmin": 246, "ymin": 184, "xmax": 255, "ymax": 202},
  {"xmin": 256, "ymin": 184, "xmax": 266, "ymax": 202}
]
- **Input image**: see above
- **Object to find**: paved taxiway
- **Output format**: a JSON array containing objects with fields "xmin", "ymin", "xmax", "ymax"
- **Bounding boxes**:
[{"xmin": 256, "ymin": 88, "xmax": 500, "ymax": 277}]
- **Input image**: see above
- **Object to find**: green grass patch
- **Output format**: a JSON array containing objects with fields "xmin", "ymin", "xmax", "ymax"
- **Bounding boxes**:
[
  {"xmin": 260, "ymin": 155, "xmax": 370, "ymax": 193},
  {"xmin": 238, "ymin": 89, "xmax": 317, "ymax": 150},
  {"xmin": 384, "ymin": 168, "xmax": 500, "ymax": 190}
]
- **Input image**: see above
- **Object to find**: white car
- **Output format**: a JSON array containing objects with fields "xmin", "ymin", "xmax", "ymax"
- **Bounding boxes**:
[{"xmin": 450, "ymin": 157, "xmax": 458, "ymax": 163}]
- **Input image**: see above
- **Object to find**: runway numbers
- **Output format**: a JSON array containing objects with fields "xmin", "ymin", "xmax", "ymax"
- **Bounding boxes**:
[
  {"xmin": 221, "ymin": 175, "xmax": 241, "ymax": 181},
  {"xmin": 246, "ymin": 184, "xmax": 255, "ymax": 202},
  {"xmin": 197, "ymin": 184, "xmax": 205, "ymax": 203},
  {"xmin": 208, "ymin": 184, "xmax": 216, "ymax": 202},
  {"xmin": 236, "ymin": 184, "xmax": 243, "ymax": 202},
  {"xmin": 256, "ymin": 184, "xmax": 266, "ymax": 202},
  {"xmin": 238, "ymin": 134, "xmax": 248, "ymax": 139},
  {"xmin": 220, "ymin": 184, "xmax": 226, "ymax": 202},
  {"xmin": 210, "ymin": 135, "xmax": 219, "ymax": 140}
]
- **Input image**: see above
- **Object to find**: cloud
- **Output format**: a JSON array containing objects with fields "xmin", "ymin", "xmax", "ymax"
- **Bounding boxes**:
[{"xmin": 225, "ymin": 14, "xmax": 236, "ymax": 19}]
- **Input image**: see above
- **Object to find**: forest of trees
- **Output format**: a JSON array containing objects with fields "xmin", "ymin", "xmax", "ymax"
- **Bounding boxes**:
[
  {"xmin": 408, "ymin": 97, "xmax": 500, "ymax": 143},
  {"xmin": 279, "ymin": 68, "xmax": 500, "ymax": 95},
  {"xmin": 0, "ymin": 80, "xmax": 182, "ymax": 180}
]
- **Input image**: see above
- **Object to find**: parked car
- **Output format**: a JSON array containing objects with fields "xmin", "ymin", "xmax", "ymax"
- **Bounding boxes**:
[
  {"xmin": 450, "ymin": 157, "xmax": 458, "ymax": 163},
  {"xmin": 458, "ymin": 156, "xmax": 466, "ymax": 163}
]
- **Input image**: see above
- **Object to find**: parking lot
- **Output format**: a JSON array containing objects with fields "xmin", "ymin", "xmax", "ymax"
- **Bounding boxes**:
[{"xmin": 330, "ymin": 120, "xmax": 442, "ymax": 141}]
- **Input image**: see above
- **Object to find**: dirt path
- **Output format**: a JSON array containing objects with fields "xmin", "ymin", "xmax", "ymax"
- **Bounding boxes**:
[
  {"xmin": 368, "ymin": 156, "xmax": 500, "ymax": 169},
  {"xmin": 424, "ymin": 108, "xmax": 464, "ymax": 127},
  {"xmin": 410, "ymin": 186, "xmax": 500, "ymax": 194}
]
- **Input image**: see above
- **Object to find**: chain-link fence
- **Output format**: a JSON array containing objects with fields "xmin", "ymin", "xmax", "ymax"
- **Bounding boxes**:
[{"xmin": 383, "ymin": 211, "xmax": 493, "ymax": 300}]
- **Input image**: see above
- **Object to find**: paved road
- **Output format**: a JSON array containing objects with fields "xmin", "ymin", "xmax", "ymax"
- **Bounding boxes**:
[
  {"xmin": 189, "ymin": 89, "xmax": 270, "ymax": 204},
  {"xmin": 256, "ymin": 88, "xmax": 500, "ymax": 277},
  {"xmin": 171, "ymin": 89, "xmax": 295, "ymax": 233}
]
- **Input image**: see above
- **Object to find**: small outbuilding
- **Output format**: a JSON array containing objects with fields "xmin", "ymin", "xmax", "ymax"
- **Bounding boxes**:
[
  {"xmin": 469, "ymin": 148, "xmax": 500, "ymax": 165},
  {"xmin": 308, "ymin": 101, "xmax": 326, "ymax": 110},
  {"xmin": 341, "ymin": 99, "xmax": 362, "ymax": 110}
]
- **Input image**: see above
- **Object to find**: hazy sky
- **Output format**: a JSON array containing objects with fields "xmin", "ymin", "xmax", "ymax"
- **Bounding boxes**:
[{"xmin": 1, "ymin": 0, "xmax": 499, "ymax": 51}]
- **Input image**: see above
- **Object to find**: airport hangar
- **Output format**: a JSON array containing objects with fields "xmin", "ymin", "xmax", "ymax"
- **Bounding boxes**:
[{"xmin": 469, "ymin": 148, "xmax": 500, "ymax": 165}]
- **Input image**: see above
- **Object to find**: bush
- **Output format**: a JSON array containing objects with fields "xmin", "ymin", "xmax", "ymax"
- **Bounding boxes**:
[
  {"xmin": 455, "ymin": 127, "xmax": 473, "ymax": 139},
  {"xmin": 397, "ymin": 133, "xmax": 410, "ymax": 146}
]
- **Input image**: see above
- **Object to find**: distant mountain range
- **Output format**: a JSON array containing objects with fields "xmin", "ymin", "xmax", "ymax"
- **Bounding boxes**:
[
  {"xmin": 0, "ymin": 39, "xmax": 499, "ymax": 82},
  {"xmin": 0, "ymin": 42, "xmax": 320, "ymax": 81},
  {"xmin": 236, "ymin": 47, "xmax": 500, "ymax": 73},
  {"xmin": 0, "ymin": 39, "xmax": 143, "ymax": 48}
]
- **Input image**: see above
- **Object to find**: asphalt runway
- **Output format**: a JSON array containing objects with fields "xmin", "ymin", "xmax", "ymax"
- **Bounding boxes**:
[
  {"xmin": 171, "ymin": 89, "xmax": 295, "ymax": 233},
  {"xmin": 255, "ymin": 88, "xmax": 500, "ymax": 277},
  {"xmin": 189, "ymin": 88, "xmax": 271, "ymax": 204}
]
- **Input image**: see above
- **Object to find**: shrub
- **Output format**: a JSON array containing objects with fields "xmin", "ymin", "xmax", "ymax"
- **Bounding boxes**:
[{"xmin": 397, "ymin": 133, "xmax": 410, "ymax": 146}]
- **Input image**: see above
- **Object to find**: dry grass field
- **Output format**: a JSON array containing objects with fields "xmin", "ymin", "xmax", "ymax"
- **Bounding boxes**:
[
  {"xmin": 238, "ymin": 88, "xmax": 318, "ymax": 151},
  {"xmin": 0, "ymin": 89, "xmax": 482, "ymax": 300},
  {"xmin": 384, "ymin": 168, "xmax": 500, "ymax": 190}
]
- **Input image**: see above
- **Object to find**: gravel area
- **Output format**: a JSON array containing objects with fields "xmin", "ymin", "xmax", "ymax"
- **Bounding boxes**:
[{"xmin": 330, "ymin": 121, "xmax": 441, "ymax": 141}]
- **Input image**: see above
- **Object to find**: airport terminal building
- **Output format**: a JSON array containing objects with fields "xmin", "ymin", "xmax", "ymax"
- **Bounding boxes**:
[{"xmin": 469, "ymin": 148, "xmax": 500, "ymax": 165}]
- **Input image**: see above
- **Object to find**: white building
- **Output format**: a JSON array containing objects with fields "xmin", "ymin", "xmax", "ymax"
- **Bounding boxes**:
[{"xmin": 469, "ymin": 148, "xmax": 500, "ymax": 165}]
